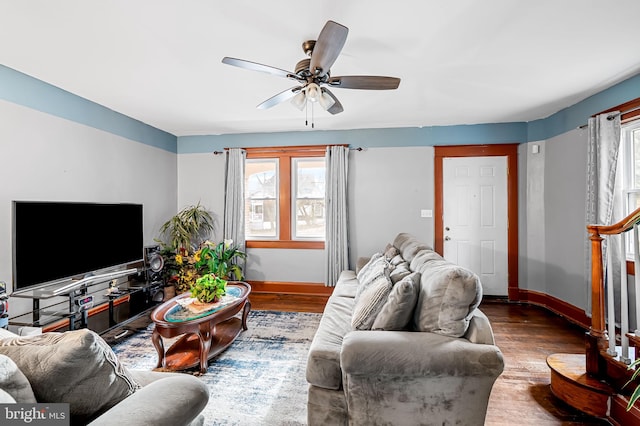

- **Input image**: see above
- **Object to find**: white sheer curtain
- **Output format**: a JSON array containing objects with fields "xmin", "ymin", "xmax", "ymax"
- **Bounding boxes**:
[
  {"xmin": 224, "ymin": 148, "xmax": 246, "ymax": 253},
  {"xmin": 585, "ymin": 112, "xmax": 622, "ymax": 314},
  {"xmin": 325, "ymin": 146, "xmax": 349, "ymax": 287}
]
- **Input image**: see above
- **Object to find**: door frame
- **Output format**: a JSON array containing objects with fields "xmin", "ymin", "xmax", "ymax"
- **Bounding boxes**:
[{"xmin": 434, "ymin": 144, "xmax": 519, "ymax": 300}]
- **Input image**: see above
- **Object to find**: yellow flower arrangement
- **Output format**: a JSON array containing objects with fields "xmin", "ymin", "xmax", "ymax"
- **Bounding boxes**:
[{"xmin": 160, "ymin": 240, "xmax": 246, "ymax": 294}]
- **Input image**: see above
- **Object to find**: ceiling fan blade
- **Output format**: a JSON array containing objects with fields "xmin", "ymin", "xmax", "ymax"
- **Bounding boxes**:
[
  {"xmin": 222, "ymin": 57, "xmax": 294, "ymax": 79},
  {"xmin": 309, "ymin": 20, "xmax": 348, "ymax": 78},
  {"xmin": 257, "ymin": 86, "xmax": 303, "ymax": 109},
  {"xmin": 327, "ymin": 76, "xmax": 401, "ymax": 90},
  {"xmin": 322, "ymin": 88, "xmax": 344, "ymax": 115}
]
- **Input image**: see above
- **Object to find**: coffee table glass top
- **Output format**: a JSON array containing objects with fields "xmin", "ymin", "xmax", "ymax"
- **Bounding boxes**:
[{"xmin": 164, "ymin": 286, "xmax": 244, "ymax": 322}]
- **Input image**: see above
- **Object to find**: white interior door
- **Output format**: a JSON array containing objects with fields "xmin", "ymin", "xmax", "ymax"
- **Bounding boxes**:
[{"xmin": 443, "ymin": 156, "xmax": 508, "ymax": 296}]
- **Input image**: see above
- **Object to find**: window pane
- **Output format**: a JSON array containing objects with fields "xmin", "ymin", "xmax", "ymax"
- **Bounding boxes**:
[
  {"xmin": 293, "ymin": 158, "xmax": 325, "ymax": 239},
  {"xmin": 245, "ymin": 159, "xmax": 278, "ymax": 239},
  {"xmin": 634, "ymin": 128, "xmax": 640, "ymax": 189}
]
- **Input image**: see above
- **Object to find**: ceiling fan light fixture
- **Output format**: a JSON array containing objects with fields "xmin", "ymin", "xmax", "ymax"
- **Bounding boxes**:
[
  {"xmin": 319, "ymin": 89, "xmax": 336, "ymax": 110},
  {"xmin": 306, "ymin": 83, "xmax": 320, "ymax": 102},
  {"xmin": 291, "ymin": 91, "xmax": 306, "ymax": 110}
]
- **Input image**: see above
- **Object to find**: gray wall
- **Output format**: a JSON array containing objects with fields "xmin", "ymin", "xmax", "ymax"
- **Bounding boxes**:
[
  {"xmin": 176, "ymin": 146, "xmax": 435, "ymax": 284},
  {"xmin": 177, "ymin": 132, "xmax": 596, "ymax": 316},
  {"xmin": 0, "ymin": 99, "xmax": 178, "ymax": 315},
  {"xmin": 519, "ymin": 128, "xmax": 589, "ymax": 310}
]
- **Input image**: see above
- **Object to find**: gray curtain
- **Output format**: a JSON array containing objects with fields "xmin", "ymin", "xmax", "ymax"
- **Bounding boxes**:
[
  {"xmin": 325, "ymin": 146, "xmax": 350, "ymax": 287},
  {"xmin": 585, "ymin": 112, "xmax": 622, "ymax": 314},
  {"xmin": 224, "ymin": 148, "xmax": 246, "ymax": 253}
]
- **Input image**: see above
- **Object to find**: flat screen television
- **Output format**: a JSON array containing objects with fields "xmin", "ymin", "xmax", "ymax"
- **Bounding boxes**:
[{"xmin": 12, "ymin": 201, "xmax": 144, "ymax": 292}]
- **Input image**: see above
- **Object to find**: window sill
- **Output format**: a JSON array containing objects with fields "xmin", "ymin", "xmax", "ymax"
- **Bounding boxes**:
[{"xmin": 246, "ymin": 240, "xmax": 324, "ymax": 250}]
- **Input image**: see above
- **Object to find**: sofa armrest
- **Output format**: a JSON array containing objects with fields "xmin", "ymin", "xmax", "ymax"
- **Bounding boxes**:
[
  {"xmin": 88, "ymin": 375, "xmax": 209, "ymax": 426},
  {"xmin": 341, "ymin": 330, "xmax": 504, "ymax": 378}
]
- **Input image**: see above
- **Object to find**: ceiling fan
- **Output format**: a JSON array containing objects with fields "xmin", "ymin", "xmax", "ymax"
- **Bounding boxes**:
[{"xmin": 222, "ymin": 20, "xmax": 401, "ymax": 124}]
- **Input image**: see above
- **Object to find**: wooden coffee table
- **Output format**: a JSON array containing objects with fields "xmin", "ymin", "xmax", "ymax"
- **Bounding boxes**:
[{"xmin": 150, "ymin": 281, "xmax": 251, "ymax": 374}]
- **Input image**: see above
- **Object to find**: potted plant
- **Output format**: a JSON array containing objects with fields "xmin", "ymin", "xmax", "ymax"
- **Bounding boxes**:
[
  {"xmin": 156, "ymin": 203, "xmax": 216, "ymax": 294},
  {"xmin": 626, "ymin": 359, "xmax": 640, "ymax": 411},
  {"xmin": 158, "ymin": 202, "xmax": 215, "ymax": 252},
  {"xmin": 190, "ymin": 273, "xmax": 227, "ymax": 304},
  {"xmin": 195, "ymin": 239, "xmax": 246, "ymax": 280}
]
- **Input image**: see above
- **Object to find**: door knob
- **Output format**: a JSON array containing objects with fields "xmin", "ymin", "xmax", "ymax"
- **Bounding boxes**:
[{"xmin": 445, "ymin": 236, "xmax": 451, "ymax": 241}]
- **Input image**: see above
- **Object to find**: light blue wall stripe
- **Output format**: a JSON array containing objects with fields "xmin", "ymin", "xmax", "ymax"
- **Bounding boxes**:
[
  {"xmin": 2, "ymin": 62, "xmax": 639, "ymax": 152},
  {"xmin": 178, "ymin": 123, "xmax": 528, "ymax": 153},
  {"xmin": 528, "ymin": 73, "xmax": 640, "ymax": 141},
  {"xmin": 0, "ymin": 65, "xmax": 177, "ymax": 153}
]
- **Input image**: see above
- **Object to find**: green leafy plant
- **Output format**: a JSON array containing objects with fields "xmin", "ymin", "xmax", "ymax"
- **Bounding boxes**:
[
  {"xmin": 156, "ymin": 203, "xmax": 216, "ymax": 293},
  {"xmin": 626, "ymin": 358, "xmax": 640, "ymax": 410},
  {"xmin": 195, "ymin": 239, "xmax": 246, "ymax": 280},
  {"xmin": 190, "ymin": 273, "xmax": 227, "ymax": 303},
  {"xmin": 158, "ymin": 202, "xmax": 215, "ymax": 252}
]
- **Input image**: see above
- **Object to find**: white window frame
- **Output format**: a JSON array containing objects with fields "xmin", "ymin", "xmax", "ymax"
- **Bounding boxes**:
[
  {"xmin": 621, "ymin": 120, "xmax": 640, "ymax": 257},
  {"xmin": 292, "ymin": 157, "xmax": 326, "ymax": 241}
]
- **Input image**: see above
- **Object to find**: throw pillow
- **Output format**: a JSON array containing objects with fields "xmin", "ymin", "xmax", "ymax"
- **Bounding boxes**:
[
  {"xmin": 383, "ymin": 243, "xmax": 400, "ymax": 260},
  {"xmin": 355, "ymin": 254, "xmax": 391, "ymax": 303},
  {"xmin": 0, "ymin": 329, "xmax": 140, "ymax": 422},
  {"xmin": 0, "ymin": 354, "xmax": 37, "ymax": 403},
  {"xmin": 351, "ymin": 273, "xmax": 393, "ymax": 330},
  {"xmin": 372, "ymin": 272, "xmax": 421, "ymax": 330},
  {"xmin": 356, "ymin": 252, "xmax": 384, "ymax": 283},
  {"xmin": 389, "ymin": 254, "xmax": 405, "ymax": 266},
  {"xmin": 389, "ymin": 261, "xmax": 411, "ymax": 284}
]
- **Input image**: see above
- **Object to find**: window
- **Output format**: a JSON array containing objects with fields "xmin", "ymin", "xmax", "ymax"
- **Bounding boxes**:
[
  {"xmin": 622, "ymin": 120, "xmax": 640, "ymax": 216},
  {"xmin": 244, "ymin": 146, "xmax": 327, "ymax": 249},
  {"xmin": 616, "ymin": 98, "xmax": 640, "ymax": 259}
]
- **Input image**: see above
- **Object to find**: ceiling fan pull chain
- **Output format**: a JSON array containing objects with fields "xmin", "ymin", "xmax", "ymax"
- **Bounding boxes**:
[
  {"xmin": 312, "ymin": 102, "xmax": 315, "ymax": 128},
  {"xmin": 305, "ymin": 99, "xmax": 309, "ymax": 126}
]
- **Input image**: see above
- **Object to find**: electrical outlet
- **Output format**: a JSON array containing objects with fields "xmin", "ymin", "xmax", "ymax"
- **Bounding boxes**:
[{"xmin": 420, "ymin": 209, "xmax": 432, "ymax": 218}]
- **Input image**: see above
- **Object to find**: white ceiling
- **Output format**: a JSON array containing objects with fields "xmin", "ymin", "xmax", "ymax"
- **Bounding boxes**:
[{"xmin": 1, "ymin": 0, "xmax": 639, "ymax": 137}]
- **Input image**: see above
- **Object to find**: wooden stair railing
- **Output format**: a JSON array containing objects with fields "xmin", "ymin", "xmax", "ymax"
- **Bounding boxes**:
[
  {"xmin": 587, "ymin": 206, "xmax": 640, "ymax": 380},
  {"xmin": 547, "ymin": 207, "xmax": 640, "ymax": 424}
]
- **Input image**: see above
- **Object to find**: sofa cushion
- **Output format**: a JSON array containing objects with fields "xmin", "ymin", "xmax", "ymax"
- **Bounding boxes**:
[
  {"xmin": 331, "ymin": 270, "xmax": 359, "ymax": 298},
  {"xmin": 409, "ymin": 249, "xmax": 445, "ymax": 271},
  {"xmin": 0, "ymin": 329, "xmax": 140, "ymax": 422},
  {"xmin": 372, "ymin": 272, "xmax": 421, "ymax": 331},
  {"xmin": 412, "ymin": 262, "xmax": 483, "ymax": 337},
  {"xmin": 0, "ymin": 354, "xmax": 37, "ymax": 403},
  {"xmin": 393, "ymin": 233, "xmax": 433, "ymax": 263},
  {"xmin": 351, "ymin": 273, "xmax": 392, "ymax": 330},
  {"xmin": 306, "ymin": 294, "xmax": 355, "ymax": 390}
]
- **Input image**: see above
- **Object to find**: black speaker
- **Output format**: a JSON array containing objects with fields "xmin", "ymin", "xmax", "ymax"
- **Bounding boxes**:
[{"xmin": 143, "ymin": 245, "xmax": 164, "ymax": 284}]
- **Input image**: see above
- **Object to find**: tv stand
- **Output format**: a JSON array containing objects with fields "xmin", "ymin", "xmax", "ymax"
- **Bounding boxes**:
[{"xmin": 9, "ymin": 269, "xmax": 160, "ymax": 332}]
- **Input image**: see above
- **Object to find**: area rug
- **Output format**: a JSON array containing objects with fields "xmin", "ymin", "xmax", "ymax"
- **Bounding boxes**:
[{"xmin": 111, "ymin": 310, "xmax": 322, "ymax": 426}]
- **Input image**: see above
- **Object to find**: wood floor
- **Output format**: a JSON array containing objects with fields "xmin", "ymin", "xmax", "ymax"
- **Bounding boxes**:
[{"xmin": 249, "ymin": 294, "xmax": 610, "ymax": 425}]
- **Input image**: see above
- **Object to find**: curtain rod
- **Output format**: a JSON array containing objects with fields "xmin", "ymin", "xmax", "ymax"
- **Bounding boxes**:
[
  {"xmin": 577, "ymin": 104, "xmax": 640, "ymax": 129},
  {"xmin": 212, "ymin": 146, "xmax": 363, "ymax": 155}
]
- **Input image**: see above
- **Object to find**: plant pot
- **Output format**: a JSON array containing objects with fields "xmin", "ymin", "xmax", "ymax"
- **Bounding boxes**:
[{"xmin": 163, "ymin": 285, "xmax": 176, "ymax": 301}]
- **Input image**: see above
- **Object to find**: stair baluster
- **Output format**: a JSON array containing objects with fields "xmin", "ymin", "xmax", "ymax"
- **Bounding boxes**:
[{"xmin": 547, "ymin": 206, "xmax": 640, "ymax": 423}]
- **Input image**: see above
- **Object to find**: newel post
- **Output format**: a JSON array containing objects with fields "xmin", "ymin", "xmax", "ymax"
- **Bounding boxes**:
[{"xmin": 586, "ymin": 225, "xmax": 606, "ymax": 376}]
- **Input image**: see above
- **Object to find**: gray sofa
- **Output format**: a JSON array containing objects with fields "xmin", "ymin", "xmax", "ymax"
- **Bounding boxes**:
[
  {"xmin": 306, "ymin": 233, "xmax": 504, "ymax": 426},
  {"xmin": 0, "ymin": 327, "xmax": 208, "ymax": 426}
]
